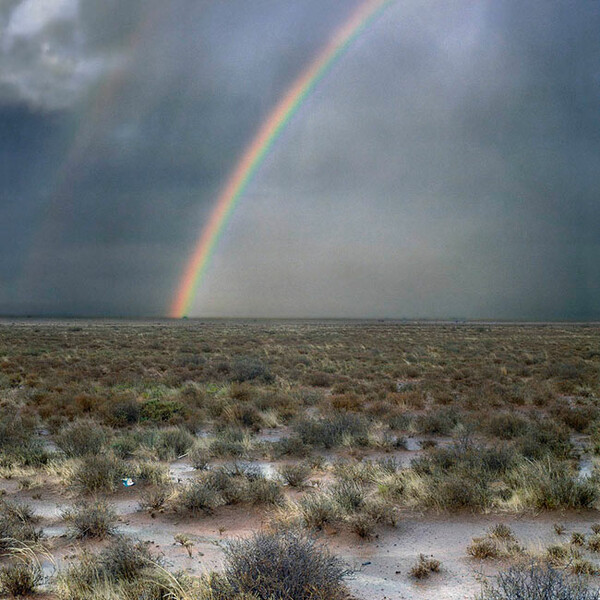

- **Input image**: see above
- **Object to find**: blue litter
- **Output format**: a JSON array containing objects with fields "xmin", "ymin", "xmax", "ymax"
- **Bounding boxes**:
[{"xmin": 122, "ymin": 478, "xmax": 135, "ymax": 487}]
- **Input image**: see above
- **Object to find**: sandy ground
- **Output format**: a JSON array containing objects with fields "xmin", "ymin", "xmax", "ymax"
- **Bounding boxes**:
[{"xmin": 3, "ymin": 460, "xmax": 599, "ymax": 600}]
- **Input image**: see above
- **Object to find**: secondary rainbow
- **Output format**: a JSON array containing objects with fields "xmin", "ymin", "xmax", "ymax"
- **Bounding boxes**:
[{"xmin": 170, "ymin": 0, "xmax": 394, "ymax": 318}]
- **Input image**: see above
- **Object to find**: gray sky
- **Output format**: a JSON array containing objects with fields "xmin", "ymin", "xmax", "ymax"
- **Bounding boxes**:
[{"xmin": 1, "ymin": 0, "xmax": 598, "ymax": 318}]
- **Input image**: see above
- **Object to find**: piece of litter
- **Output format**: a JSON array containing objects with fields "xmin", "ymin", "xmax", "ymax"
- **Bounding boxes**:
[
  {"xmin": 361, "ymin": 561, "xmax": 372, "ymax": 566},
  {"xmin": 122, "ymin": 478, "xmax": 135, "ymax": 487}
]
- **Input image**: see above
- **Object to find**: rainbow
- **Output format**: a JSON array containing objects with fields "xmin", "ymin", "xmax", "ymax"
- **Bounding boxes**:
[{"xmin": 170, "ymin": 0, "xmax": 394, "ymax": 318}]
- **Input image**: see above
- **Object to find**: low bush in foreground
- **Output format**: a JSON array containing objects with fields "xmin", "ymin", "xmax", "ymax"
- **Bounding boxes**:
[
  {"xmin": 478, "ymin": 563, "xmax": 600, "ymax": 600},
  {"xmin": 0, "ymin": 560, "xmax": 43, "ymax": 598},
  {"xmin": 56, "ymin": 537, "xmax": 174, "ymax": 600},
  {"xmin": 223, "ymin": 529, "xmax": 350, "ymax": 600},
  {"xmin": 55, "ymin": 529, "xmax": 350, "ymax": 600},
  {"xmin": 0, "ymin": 501, "xmax": 42, "ymax": 550}
]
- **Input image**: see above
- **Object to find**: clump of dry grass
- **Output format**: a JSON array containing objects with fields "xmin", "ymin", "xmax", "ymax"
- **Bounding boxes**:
[
  {"xmin": 0, "ymin": 545, "xmax": 46, "ymax": 599},
  {"xmin": 0, "ymin": 500, "xmax": 42, "ymax": 550},
  {"xmin": 277, "ymin": 462, "xmax": 312, "ymax": 487},
  {"xmin": 55, "ymin": 419, "xmax": 111, "ymax": 457},
  {"xmin": 409, "ymin": 554, "xmax": 441, "ymax": 579},
  {"xmin": 62, "ymin": 499, "xmax": 118, "ymax": 539},
  {"xmin": 55, "ymin": 537, "xmax": 188, "ymax": 600},
  {"xmin": 467, "ymin": 524, "xmax": 523, "ymax": 560},
  {"xmin": 70, "ymin": 453, "xmax": 127, "ymax": 494},
  {"xmin": 138, "ymin": 482, "xmax": 174, "ymax": 513}
]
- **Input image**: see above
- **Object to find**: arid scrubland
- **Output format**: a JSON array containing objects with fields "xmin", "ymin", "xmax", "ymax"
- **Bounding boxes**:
[{"xmin": 0, "ymin": 319, "xmax": 599, "ymax": 599}]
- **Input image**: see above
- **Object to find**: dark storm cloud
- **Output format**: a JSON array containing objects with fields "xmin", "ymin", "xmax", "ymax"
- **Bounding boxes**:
[{"xmin": 0, "ymin": 0, "xmax": 598, "ymax": 317}]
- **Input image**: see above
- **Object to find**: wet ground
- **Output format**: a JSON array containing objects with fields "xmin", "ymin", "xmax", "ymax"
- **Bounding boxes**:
[
  {"xmin": 26, "ymin": 488, "xmax": 600, "ymax": 600},
  {"xmin": 1, "ymin": 446, "xmax": 598, "ymax": 599},
  {"xmin": 1, "ymin": 430, "xmax": 599, "ymax": 598}
]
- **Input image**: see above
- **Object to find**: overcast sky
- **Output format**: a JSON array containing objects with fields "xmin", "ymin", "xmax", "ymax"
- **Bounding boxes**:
[{"xmin": 1, "ymin": 0, "xmax": 598, "ymax": 318}]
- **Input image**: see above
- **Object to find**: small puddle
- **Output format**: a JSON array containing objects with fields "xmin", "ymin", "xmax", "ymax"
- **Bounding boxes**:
[
  {"xmin": 405, "ymin": 437, "xmax": 421, "ymax": 451},
  {"xmin": 170, "ymin": 461, "xmax": 196, "ymax": 482},
  {"xmin": 169, "ymin": 460, "xmax": 278, "ymax": 482},
  {"xmin": 578, "ymin": 456, "xmax": 594, "ymax": 480},
  {"xmin": 256, "ymin": 429, "xmax": 286, "ymax": 443}
]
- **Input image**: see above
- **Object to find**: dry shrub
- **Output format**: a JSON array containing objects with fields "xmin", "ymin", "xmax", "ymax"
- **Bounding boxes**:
[
  {"xmin": 72, "ymin": 453, "xmax": 126, "ymax": 494},
  {"xmin": 330, "ymin": 393, "xmax": 363, "ymax": 412},
  {"xmin": 277, "ymin": 463, "xmax": 312, "ymax": 488},
  {"xmin": 175, "ymin": 481, "xmax": 224, "ymax": 515},
  {"xmin": 0, "ymin": 500, "xmax": 42, "ymax": 550},
  {"xmin": 138, "ymin": 483, "xmax": 173, "ymax": 512},
  {"xmin": 55, "ymin": 419, "xmax": 110, "ymax": 457},
  {"xmin": 480, "ymin": 563, "xmax": 599, "ymax": 600},
  {"xmin": 409, "ymin": 554, "xmax": 441, "ymax": 579},
  {"xmin": 0, "ymin": 560, "xmax": 43, "ymax": 598},
  {"xmin": 467, "ymin": 525, "xmax": 522, "ymax": 560},
  {"xmin": 298, "ymin": 493, "xmax": 338, "ymax": 530},
  {"xmin": 62, "ymin": 499, "xmax": 118, "ymax": 539},
  {"xmin": 223, "ymin": 529, "xmax": 350, "ymax": 600}
]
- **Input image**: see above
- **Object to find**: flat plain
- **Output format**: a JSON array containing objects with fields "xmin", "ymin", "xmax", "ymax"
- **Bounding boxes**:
[{"xmin": 1, "ymin": 319, "xmax": 600, "ymax": 599}]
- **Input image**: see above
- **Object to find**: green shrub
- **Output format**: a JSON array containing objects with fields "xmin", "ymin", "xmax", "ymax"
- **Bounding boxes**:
[
  {"xmin": 132, "ymin": 461, "xmax": 170, "ymax": 486},
  {"xmin": 55, "ymin": 538, "xmax": 174, "ymax": 600},
  {"xmin": 223, "ymin": 402, "xmax": 264, "ymax": 430},
  {"xmin": 272, "ymin": 436, "xmax": 309, "ymax": 458},
  {"xmin": 247, "ymin": 479, "xmax": 284, "ymax": 506},
  {"xmin": 202, "ymin": 468, "xmax": 247, "ymax": 505},
  {"xmin": 486, "ymin": 413, "xmax": 529, "ymax": 440},
  {"xmin": 588, "ymin": 534, "xmax": 600, "ymax": 553},
  {"xmin": 0, "ymin": 407, "xmax": 49, "ymax": 466},
  {"xmin": 508, "ymin": 461, "xmax": 597, "ymax": 509},
  {"xmin": 416, "ymin": 408, "xmax": 460, "ymax": 435},
  {"xmin": 140, "ymin": 398, "xmax": 185, "ymax": 423},
  {"xmin": 111, "ymin": 434, "xmax": 139, "ymax": 459},
  {"xmin": 209, "ymin": 428, "xmax": 248, "ymax": 458},
  {"xmin": 97, "ymin": 537, "xmax": 153, "ymax": 581},
  {"xmin": 330, "ymin": 480, "xmax": 367, "ymax": 514},
  {"xmin": 409, "ymin": 442, "xmax": 516, "ymax": 510},
  {"xmin": 518, "ymin": 421, "xmax": 571, "ymax": 460},
  {"xmin": 109, "ymin": 400, "xmax": 141, "ymax": 426},
  {"xmin": 189, "ymin": 445, "xmax": 210, "ymax": 470}
]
